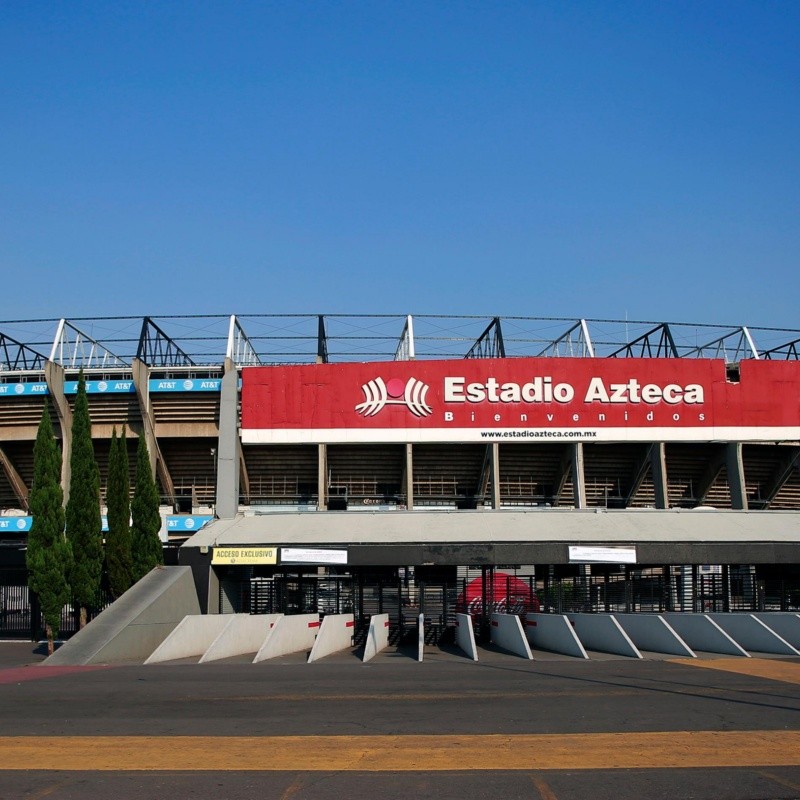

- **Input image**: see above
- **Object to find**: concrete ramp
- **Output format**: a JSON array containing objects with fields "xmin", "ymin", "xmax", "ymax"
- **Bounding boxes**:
[
  {"xmin": 145, "ymin": 614, "xmax": 232, "ymax": 664},
  {"xmin": 455, "ymin": 613, "xmax": 479, "ymax": 661},
  {"xmin": 709, "ymin": 613, "xmax": 800, "ymax": 655},
  {"xmin": 253, "ymin": 614, "xmax": 319, "ymax": 663},
  {"xmin": 200, "ymin": 614, "xmax": 282, "ymax": 663},
  {"xmin": 753, "ymin": 613, "xmax": 800, "ymax": 648},
  {"xmin": 614, "ymin": 614, "xmax": 696, "ymax": 658},
  {"xmin": 525, "ymin": 613, "xmax": 588, "ymax": 659},
  {"xmin": 362, "ymin": 614, "xmax": 391, "ymax": 663},
  {"xmin": 490, "ymin": 613, "xmax": 532, "ymax": 659},
  {"xmin": 662, "ymin": 613, "xmax": 749, "ymax": 657},
  {"xmin": 44, "ymin": 567, "xmax": 200, "ymax": 666},
  {"xmin": 565, "ymin": 613, "xmax": 642, "ymax": 658},
  {"xmin": 308, "ymin": 614, "xmax": 355, "ymax": 663}
]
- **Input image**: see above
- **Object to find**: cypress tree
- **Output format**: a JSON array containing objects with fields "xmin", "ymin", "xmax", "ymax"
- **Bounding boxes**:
[
  {"xmin": 26, "ymin": 403, "xmax": 72, "ymax": 655},
  {"xmin": 105, "ymin": 426, "xmax": 133, "ymax": 598},
  {"xmin": 66, "ymin": 371, "xmax": 103, "ymax": 628},
  {"xmin": 131, "ymin": 433, "xmax": 163, "ymax": 581}
]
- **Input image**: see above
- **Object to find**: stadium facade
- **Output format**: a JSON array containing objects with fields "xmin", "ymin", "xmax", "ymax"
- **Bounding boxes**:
[{"xmin": 1, "ymin": 314, "xmax": 799, "ymax": 639}]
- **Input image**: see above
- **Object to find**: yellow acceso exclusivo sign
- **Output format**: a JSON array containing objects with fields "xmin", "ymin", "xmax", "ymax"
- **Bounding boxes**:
[{"xmin": 211, "ymin": 547, "xmax": 277, "ymax": 565}]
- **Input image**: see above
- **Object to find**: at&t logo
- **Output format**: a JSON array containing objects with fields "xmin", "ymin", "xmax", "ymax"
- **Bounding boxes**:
[{"xmin": 355, "ymin": 377, "xmax": 432, "ymax": 418}]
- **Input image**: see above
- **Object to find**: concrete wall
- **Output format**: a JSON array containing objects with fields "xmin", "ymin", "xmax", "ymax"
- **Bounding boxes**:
[
  {"xmin": 200, "ymin": 614, "xmax": 283, "ymax": 663},
  {"xmin": 44, "ymin": 567, "xmax": 201, "ymax": 666},
  {"xmin": 254, "ymin": 614, "xmax": 320, "ymax": 663},
  {"xmin": 525, "ymin": 614, "xmax": 588, "ymax": 659},
  {"xmin": 363, "ymin": 614, "xmax": 390, "ymax": 663},
  {"xmin": 490, "ymin": 613, "xmax": 532, "ymax": 659},
  {"xmin": 145, "ymin": 614, "xmax": 233, "ymax": 664},
  {"xmin": 418, "ymin": 614, "xmax": 424, "ymax": 663},
  {"xmin": 565, "ymin": 613, "xmax": 642, "ymax": 658},
  {"xmin": 455, "ymin": 613, "xmax": 479, "ymax": 661},
  {"xmin": 308, "ymin": 614, "xmax": 355, "ymax": 663},
  {"xmin": 662, "ymin": 613, "xmax": 749, "ymax": 657},
  {"xmin": 753, "ymin": 613, "xmax": 800, "ymax": 648},
  {"xmin": 614, "ymin": 614, "xmax": 695, "ymax": 658},
  {"xmin": 709, "ymin": 613, "xmax": 800, "ymax": 655}
]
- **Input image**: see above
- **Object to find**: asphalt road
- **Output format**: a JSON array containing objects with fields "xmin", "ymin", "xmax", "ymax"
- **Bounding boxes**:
[{"xmin": 1, "ymin": 641, "xmax": 799, "ymax": 799}]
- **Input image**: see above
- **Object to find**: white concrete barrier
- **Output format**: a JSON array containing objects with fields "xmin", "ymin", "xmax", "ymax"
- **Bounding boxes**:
[
  {"xmin": 253, "ymin": 614, "xmax": 320, "ymax": 663},
  {"xmin": 525, "ymin": 613, "xmax": 588, "ymax": 659},
  {"xmin": 565, "ymin": 613, "xmax": 642, "ymax": 658},
  {"xmin": 614, "ymin": 613, "xmax": 696, "ymax": 658},
  {"xmin": 418, "ymin": 614, "xmax": 424, "ymax": 662},
  {"xmin": 363, "ymin": 614, "xmax": 391, "ymax": 663},
  {"xmin": 199, "ymin": 614, "xmax": 282, "ymax": 663},
  {"xmin": 753, "ymin": 613, "xmax": 800, "ymax": 648},
  {"xmin": 308, "ymin": 614, "xmax": 355, "ymax": 663},
  {"xmin": 490, "ymin": 613, "xmax": 533, "ymax": 659},
  {"xmin": 455, "ymin": 613, "xmax": 479, "ymax": 661},
  {"xmin": 145, "ymin": 614, "xmax": 233, "ymax": 664},
  {"xmin": 662, "ymin": 613, "xmax": 749, "ymax": 657},
  {"xmin": 708, "ymin": 613, "xmax": 800, "ymax": 655}
]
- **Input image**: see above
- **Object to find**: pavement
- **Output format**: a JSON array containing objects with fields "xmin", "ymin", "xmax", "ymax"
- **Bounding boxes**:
[{"xmin": 1, "ymin": 640, "xmax": 799, "ymax": 799}]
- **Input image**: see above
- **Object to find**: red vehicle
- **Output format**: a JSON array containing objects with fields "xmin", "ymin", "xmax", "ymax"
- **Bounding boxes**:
[{"xmin": 458, "ymin": 573, "xmax": 540, "ymax": 619}]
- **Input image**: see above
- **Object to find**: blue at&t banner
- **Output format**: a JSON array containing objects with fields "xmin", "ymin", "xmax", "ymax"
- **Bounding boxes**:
[
  {"xmin": 149, "ymin": 379, "xmax": 221, "ymax": 393},
  {"xmin": 0, "ymin": 516, "xmax": 32, "ymax": 532},
  {"xmin": 0, "ymin": 383, "xmax": 49, "ymax": 396},
  {"xmin": 166, "ymin": 515, "xmax": 214, "ymax": 532},
  {"xmin": 64, "ymin": 380, "xmax": 136, "ymax": 394}
]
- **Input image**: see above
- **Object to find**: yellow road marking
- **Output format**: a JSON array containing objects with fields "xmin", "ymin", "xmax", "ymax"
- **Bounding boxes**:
[
  {"xmin": 0, "ymin": 732, "xmax": 799, "ymax": 771},
  {"xmin": 531, "ymin": 776, "xmax": 560, "ymax": 800},
  {"xmin": 758, "ymin": 770, "xmax": 800, "ymax": 792},
  {"xmin": 672, "ymin": 658, "xmax": 800, "ymax": 685}
]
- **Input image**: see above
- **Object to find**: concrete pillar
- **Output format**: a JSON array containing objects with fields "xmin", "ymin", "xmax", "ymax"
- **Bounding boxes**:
[
  {"xmin": 726, "ymin": 442, "xmax": 748, "ymax": 510},
  {"xmin": 489, "ymin": 442, "xmax": 501, "ymax": 509},
  {"xmin": 215, "ymin": 358, "xmax": 240, "ymax": 519},
  {"xmin": 571, "ymin": 443, "xmax": 586, "ymax": 509},
  {"xmin": 317, "ymin": 443, "xmax": 327, "ymax": 510},
  {"xmin": 650, "ymin": 442, "xmax": 669, "ymax": 509},
  {"xmin": 405, "ymin": 443, "xmax": 414, "ymax": 510},
  {"xmin": 44, "ymin": 360, "xmax": 72, "ymax": 499}
]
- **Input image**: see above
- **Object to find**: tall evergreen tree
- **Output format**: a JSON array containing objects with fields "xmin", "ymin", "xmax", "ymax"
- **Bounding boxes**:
[
  {"xmin": 131, "ymin": 433, "xmax": 163, "ymax": 581},
  {"xmin": 66, "ymin": 371, "xmax": 103, "ymax": 628},
  {"xmin": 105, "ymin": 426, "xmax": 133, "ymax": 598},
  {"xmin": 26, "ymin": 403, "xmax": 72, "ymax": 655}
]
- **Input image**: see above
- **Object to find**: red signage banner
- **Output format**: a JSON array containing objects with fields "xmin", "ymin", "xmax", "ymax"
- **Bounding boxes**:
[{"xmin": 240, "ymin": 358, "xmax": 800, "ymax": 443}]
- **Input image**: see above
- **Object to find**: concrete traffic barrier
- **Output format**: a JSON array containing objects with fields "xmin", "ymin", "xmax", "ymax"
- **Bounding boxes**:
[
  {"xmin": 418, "ymin": 614, "xmax": 424, "ymax": 662},
  {"xmin": 565, "ymin": 613, "xmax": 642, "ymax": 658},
  {"xmin": 662, "ymin": 613, "xmax": 749, "ymax": 657},
  {"xmin": 455, "ymin": 613, "xmax": 479, "ymax": 661},
  {"xmin": 144, "ymin": 614, "xmax": 232, "ymax": 664},
  {"xmin": 363, "ymin": 614, "xmax": 391, "ymax": 663},
  {"xmin": 490, "ymin": 613, "xmax": 533, "ymax": 659},
  {"xmin": 308, "ymin": 614, "xmax": 355, "ymax": 663},
  {"xmin": 253, "ymin": 614, "xmax": 320, "ymax": 663},
  {"xmin": 753, "ymin": 613, "xmax": 800, "ymax": 648},
  {"xmin": 199, "ymin": 614, "xmax": 282, "ymax": 663},
  {"xmin": 708, "ymin": 613, "xmax": 800, "ymax": 655},
  {"xmin": 524, "ymin": 613, "xmax": 588, "ymax": 659},
  {"xmin": 613, "ymin": 613, "xmax": 695, "ymax": 657}
]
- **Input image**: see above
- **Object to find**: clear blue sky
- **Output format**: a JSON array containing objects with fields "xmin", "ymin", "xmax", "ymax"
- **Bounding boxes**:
[{"xmin": 1, "ymin": 1, "xmax": 798, "ymax": 326}]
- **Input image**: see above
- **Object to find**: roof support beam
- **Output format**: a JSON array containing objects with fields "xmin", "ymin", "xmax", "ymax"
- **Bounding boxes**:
[
  {"xmin": 132, "ymin": 358, "xmax": 175, "ymax": 505},
  {"xmin": 226, "ymin": 315, "xmax": 261, "ymax": 367},
  {"xmin": 624, "ymin": 444, "xmax": 653, "ymax": 508},
  {"xmin": 762, "ymin": 337, "xmax": 800, "ymax": 360},
  {"xmin": 686, "ymin": 327, "xmax": 760, "ymax": 361},
  {"xmin": 695, "ymin": 446, "xmax": 727, "ymax": 506},
  {"xmin": 609, "ymin": 324, "xmax": 678, "ymax": 359},
  {"xmin": 136, "ymin": 317, "xmax": 194, "ymax": 367},
  {"xmin": 316, "ymin": 316, "xmax": 328, "ymax": 364},
  {"xmin": 466, "ymin": 317, "xmax": 505, "ymax": 359},
  {"xmin": 50, "ymin": 319, "xmax": 127, "ymax": 369},
  {"xmin": 537, "ymin": 319, "xmax": 595, "ymax": 358},
  {"xmin": 394, "ymin": 315, "xmax": 416, "ymax": 361},
  {"xmin": 761, "ymin": 446, "xmax": 800, "ymax": 509},
  {"xmin": 0, "ymin": 332, "xmax": 47, "ymax": 371},
  {"xmin": 0, "ymin": 445, "xmax": 29, "ymax": 510}
]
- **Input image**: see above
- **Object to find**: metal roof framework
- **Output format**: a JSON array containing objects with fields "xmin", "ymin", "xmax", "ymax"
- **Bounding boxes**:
[{"xmin": 0, "ymin": 315, "xmax": 798, "ymax": 371}]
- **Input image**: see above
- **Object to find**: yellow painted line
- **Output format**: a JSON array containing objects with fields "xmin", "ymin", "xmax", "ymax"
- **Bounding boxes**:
[
  {"xmin": 671, "ymin": 658, "xmax": 800, "ymax": 685},
  {"xmin": 0, "ymin": 732, "xmax": 799, "ymax": 771}
]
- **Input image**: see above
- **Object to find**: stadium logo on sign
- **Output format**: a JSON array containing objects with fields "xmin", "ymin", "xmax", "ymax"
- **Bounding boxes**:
[{"xmin": 355, "ymin": 377, "xmax": 432, "ymax": 418}]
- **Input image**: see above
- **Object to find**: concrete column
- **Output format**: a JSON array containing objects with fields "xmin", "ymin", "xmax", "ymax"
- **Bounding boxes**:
[
  {"xmin": 215, "ymin": 358, "xmax": 240, "ymax": 519},
  {"xmin": 726, "ymin": 442, "xmax": 748, "ymax": 510},
  {"xmin": 571, "ymin": 443, "xmax": 586, "ymax": 509},
  {"xmin": 650, "ymin": 442, "xmax": 669, "ymax": 509},
  {"xmin": 489, "ymin": 442, "xmax": 501, "ymax": 509},
  {"xmin": 317, "ymin": 443, "xmax": 327, "ymax": 510},
  {"xmin": 44, "ymin": 360, "xmax": 72, "ymax": 499},
  {"xmin": 405, "ymin": 443, "xmax": 414, "ymax": 510}
]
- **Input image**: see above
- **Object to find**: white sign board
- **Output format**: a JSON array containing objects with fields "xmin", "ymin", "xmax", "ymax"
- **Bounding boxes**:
[
  {"xmin": 281, "ymin": 547, "xmax": 348, "ymax": 565},
  {"xmin": 568, "ymin": 546, "xmax": 637, "ymax": 564}
]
